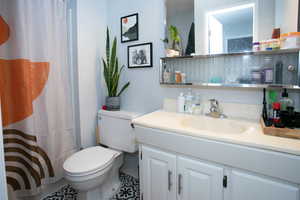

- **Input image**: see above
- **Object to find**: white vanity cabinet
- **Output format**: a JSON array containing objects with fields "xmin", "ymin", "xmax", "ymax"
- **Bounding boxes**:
[
  {"xmin": 177, "ymin": 156, "xmax": 223, "ymax": 200},
  {"xmin": 140, "ymin": 145, "xmax": 300, "ymax": 200},
  {"xmin": 141, "ymin": 146, "xmax": 177, "ymax": 200},
  {"xmin": 141, "ymin": 146, "xmax": 224, "ymax": 200},
  {"xmin": 229, "ymin": 170, "xmax": 300, "ymax": 200}
]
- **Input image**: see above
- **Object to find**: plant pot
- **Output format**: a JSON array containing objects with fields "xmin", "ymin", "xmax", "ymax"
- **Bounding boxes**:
[{"xmin": 105, "ymin": 96, "xmax": 120, "ymax": 111}]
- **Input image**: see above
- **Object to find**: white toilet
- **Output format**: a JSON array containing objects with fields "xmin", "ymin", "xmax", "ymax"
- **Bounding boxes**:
[{"xmin": 63, "ymin": 110, "xmax": 139, "ymax": 200}]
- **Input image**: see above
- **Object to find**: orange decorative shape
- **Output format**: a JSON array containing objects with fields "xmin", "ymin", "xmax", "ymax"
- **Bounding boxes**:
[
  {"xmin": 0, "ymin": 59, "xmax": 49, "ymax": 126},
  {"xmin": 0, "ymin": 16, "xmax": 10, "ymax": 45},
  {"xmin": 123, "ymin": 18, "xmax": 128, "ymax": 24}
]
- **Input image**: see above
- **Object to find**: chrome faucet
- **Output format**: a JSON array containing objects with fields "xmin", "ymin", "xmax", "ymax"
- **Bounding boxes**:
[{"xmin": 206, "ymin": 99, "xmax": 227, "ymax": 118}]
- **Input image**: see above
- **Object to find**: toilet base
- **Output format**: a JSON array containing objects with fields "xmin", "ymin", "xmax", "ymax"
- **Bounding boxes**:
[{"xmin": 76, "ymin": 152, "xmax": 123, "ymax": 200}]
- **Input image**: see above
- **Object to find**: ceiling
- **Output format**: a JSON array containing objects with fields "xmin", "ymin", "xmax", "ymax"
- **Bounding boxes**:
[{"xmin": 213, "ymin": 7, "xmax": 253, "ymax": 26}]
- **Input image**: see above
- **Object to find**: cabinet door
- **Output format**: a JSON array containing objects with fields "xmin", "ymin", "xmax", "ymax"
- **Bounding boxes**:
[
  {"xmin": 230, "ymin": 170, "xmax": 300, "ymax": 200},
  {"xmin": 141, "ymin": 146, "xmax": 177, "ymax": 200},
  {"xmin": 177, "ymin": 156, "xmax": 224, "ymax": 200}
]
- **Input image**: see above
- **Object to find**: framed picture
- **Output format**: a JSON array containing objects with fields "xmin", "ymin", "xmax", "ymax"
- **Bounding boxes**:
[
  {"xmin": 121, "ymin": 13, "xmax": 139, "ymax": 43},
  {"xmin": 128, "ymin": 43, "xmax": 153, "ymax": 68}
]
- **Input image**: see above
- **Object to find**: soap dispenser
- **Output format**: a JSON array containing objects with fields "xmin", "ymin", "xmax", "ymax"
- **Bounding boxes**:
[
  {"xmin": 280, "ymin": 89, "xmax": 294, "ymax": 111},
  {"xmin": 177, "ymin": 93, "xmax": 185, "ymax": 113}
]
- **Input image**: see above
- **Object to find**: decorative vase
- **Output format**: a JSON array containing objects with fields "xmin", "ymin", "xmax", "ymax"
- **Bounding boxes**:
[{"xmin": 105, "ymin": 96, "xmax": 121, "ymax": 111}]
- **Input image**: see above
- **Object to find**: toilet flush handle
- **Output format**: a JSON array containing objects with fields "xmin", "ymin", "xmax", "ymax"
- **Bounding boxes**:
[{"xmin": 130, "ymin": 123, "xmax": 135, "ymax": 129}]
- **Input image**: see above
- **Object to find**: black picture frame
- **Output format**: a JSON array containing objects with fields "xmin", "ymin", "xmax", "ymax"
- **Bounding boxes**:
[
  {"xmin": 127, "ymin": 42, "xmax": 153, "ymax": 68},
  {"xmin": 298, "ymin": 0, "xmax": 300, "ymax": 31},
  {"xmin": 121, "ymin": 13, "xmax": 139, "ymax": 43}
]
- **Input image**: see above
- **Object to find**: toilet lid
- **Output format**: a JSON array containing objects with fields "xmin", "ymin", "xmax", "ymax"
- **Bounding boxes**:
[{"xmin": 63, "ymin": 146, "xmax": 118, "ymax": 175}]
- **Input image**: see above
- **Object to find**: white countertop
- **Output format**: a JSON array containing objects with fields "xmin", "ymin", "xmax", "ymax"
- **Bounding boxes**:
[{"xmin": 132, "ymin": 110, "xmax": 300, "ymax": 156}]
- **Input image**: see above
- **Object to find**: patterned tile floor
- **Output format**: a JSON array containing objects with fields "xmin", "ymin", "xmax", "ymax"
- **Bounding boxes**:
[{"xmin": 42, "ymin": 172, "xmax": 139, "ymax": 200}]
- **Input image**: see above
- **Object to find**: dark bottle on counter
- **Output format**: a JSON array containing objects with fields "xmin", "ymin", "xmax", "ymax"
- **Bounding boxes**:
[{"xmin": 262, "ymin": 88, "xmax": 273, "ymax": 126}]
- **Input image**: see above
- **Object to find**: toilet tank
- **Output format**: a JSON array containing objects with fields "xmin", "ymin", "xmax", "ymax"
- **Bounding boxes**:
[{"xmin": 98, "ymin": 110, "xmax": 141, "ymax": 153}]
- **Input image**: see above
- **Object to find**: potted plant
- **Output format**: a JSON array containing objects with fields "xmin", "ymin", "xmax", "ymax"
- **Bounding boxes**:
[
  {"xmin": 163, "ymin": 25, "xmax": 182, "ymax": 57},
  {"xmin": 102, "ymin": 28, "xmax": 130, "ymax": 111}
]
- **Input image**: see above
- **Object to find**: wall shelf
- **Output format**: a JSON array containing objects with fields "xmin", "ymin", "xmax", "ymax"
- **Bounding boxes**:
[
  {"xmin": 160, "ymin": 49, "xmax": 300, "ymax": 90},
  {"xmin": 160, "ymin": 83, "xmax": 300, "ymax": 90},
  {"xmin": 161, "ymin": 48, "xmax": 300, "ymax": 60}
]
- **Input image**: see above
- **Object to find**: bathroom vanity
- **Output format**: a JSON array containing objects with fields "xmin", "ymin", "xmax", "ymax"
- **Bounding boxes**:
[{"xmin": 133, "ymin": 111, "xmax": 300, "ymax": 200}]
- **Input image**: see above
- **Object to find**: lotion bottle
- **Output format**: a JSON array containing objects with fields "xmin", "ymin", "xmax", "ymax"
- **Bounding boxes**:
[{"xmin": 177, "ymin": 93, "xmax": 185, "ymax": 113}]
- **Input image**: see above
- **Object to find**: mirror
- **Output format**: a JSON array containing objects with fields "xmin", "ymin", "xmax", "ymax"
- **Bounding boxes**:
[{"xmin": 166, "ymin": 0, "xmax": 299, "ymax": 55}]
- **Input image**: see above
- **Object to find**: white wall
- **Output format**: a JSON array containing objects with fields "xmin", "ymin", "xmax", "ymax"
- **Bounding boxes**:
[
  {"xmin": 76, "ymin": 0, "xmax": 107, "ymax": 148},
  {"xmin": 275, "ymin": 0, "xmax": 298, "ymax": 33},
  {"xmin": 106, "ymin": 0, "xmax": 166, "ymax": 113}
]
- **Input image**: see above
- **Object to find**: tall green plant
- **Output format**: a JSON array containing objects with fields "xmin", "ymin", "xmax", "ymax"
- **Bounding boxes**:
[{"xmin": 102, "ymin": 28, "xmax": 130, "ymax": 97}]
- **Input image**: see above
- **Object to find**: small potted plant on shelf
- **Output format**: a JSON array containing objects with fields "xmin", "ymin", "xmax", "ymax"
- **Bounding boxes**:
[
  {"xmin": 163, "ymin": 25, "xmax": 182, "ymax": 57},
  {"xmin": 102, "ymin": 28, "xmax": 130, "ymax": 111}
]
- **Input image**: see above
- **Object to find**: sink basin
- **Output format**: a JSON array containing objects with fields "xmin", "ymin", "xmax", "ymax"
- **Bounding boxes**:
[{"xmin": 181, "ymin": 116, "xmax": 249, "ymax": 135}]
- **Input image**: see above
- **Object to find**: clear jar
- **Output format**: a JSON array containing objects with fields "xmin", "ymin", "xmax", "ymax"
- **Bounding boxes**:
[
  {"xmin": 251, "ymin": 68, "xmax": 262, "ymax": 84},
  {"xmin": 181, "ymin": 73, "xmax": 186, "ymax": 83}
]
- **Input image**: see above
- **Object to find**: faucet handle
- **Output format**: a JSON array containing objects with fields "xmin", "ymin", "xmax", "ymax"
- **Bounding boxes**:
[
  {"xmin": 209, "ymin": 99, "xmax": 219, "ymax": 106},
  {"xmin": 209, "ymin": 99, "xmax": 219, "ymax": 113}
]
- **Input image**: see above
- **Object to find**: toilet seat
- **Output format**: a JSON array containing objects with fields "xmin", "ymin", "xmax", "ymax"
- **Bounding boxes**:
[{"xmin": 63, "ymin": 146, "xmax": 119, "ymax": 177}]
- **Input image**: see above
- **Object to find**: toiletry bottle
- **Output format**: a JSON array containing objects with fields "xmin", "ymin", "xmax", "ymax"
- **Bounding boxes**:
[
  {"xmin": 251, "ymin": 67, "xmax": 262, "ymax": 84},
  {"xmin": 279, "ymin": 89, "xmax": 294, "ymax": 111},
  {"xmin": 262, "ymin": 88, "xmax": 270, "ymax": 125},
  {"xmin": 185, "ymin": 89, "xmax": 194, "ymax": 113},
  {"xmin": 177, "ymin": 93, "xmax": 185, "ymax": 113},
  {"xmin": 286, "ymin": 106, "xmax": 295, "ymax": 128},
  {"xmin": 275, "ymin": 61, "xmax": 283, "ymax": 84},
  {"xmin": 268, "ymin": 90, "xmax": 277, "ymax": 119},
  {"xmin": 272, "ymin": 102, "xmax": 281, "ymax": 124},
  {"xmin": 163, "ymin": 67, "xmax": 171, "ymax": 83},
  {"xmin": 262, "ymin": 57, "xmax": 274, "ymax": 84},
  {"xmin": 175, "ymin": 71, "xmax": 182, "ymax": 83},
  {"xmin": 192, "ymin": 93, "xmax": 201, "ymax": 115},
  {"xmin": 181, "ymin": 73, "xmax": 186, "ymax": 84}
]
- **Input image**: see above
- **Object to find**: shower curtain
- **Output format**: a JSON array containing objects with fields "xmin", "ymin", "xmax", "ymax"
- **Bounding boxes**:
[{"xmin": 0, "ymin": 0, "xmax": 77, "ymax": 198}]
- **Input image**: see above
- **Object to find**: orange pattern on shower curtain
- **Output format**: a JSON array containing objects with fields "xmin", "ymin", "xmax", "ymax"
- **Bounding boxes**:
[
  {"xmin": 0, "ymin": 60, "xmax": 49, "ymax": 126},
  {"xmin": 0, "ymin": 16, "xmax": 50, "ymax": 127},
  {"xmin": 0, "ymin": 16, "xmax": 9, "ymax": 45}
]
